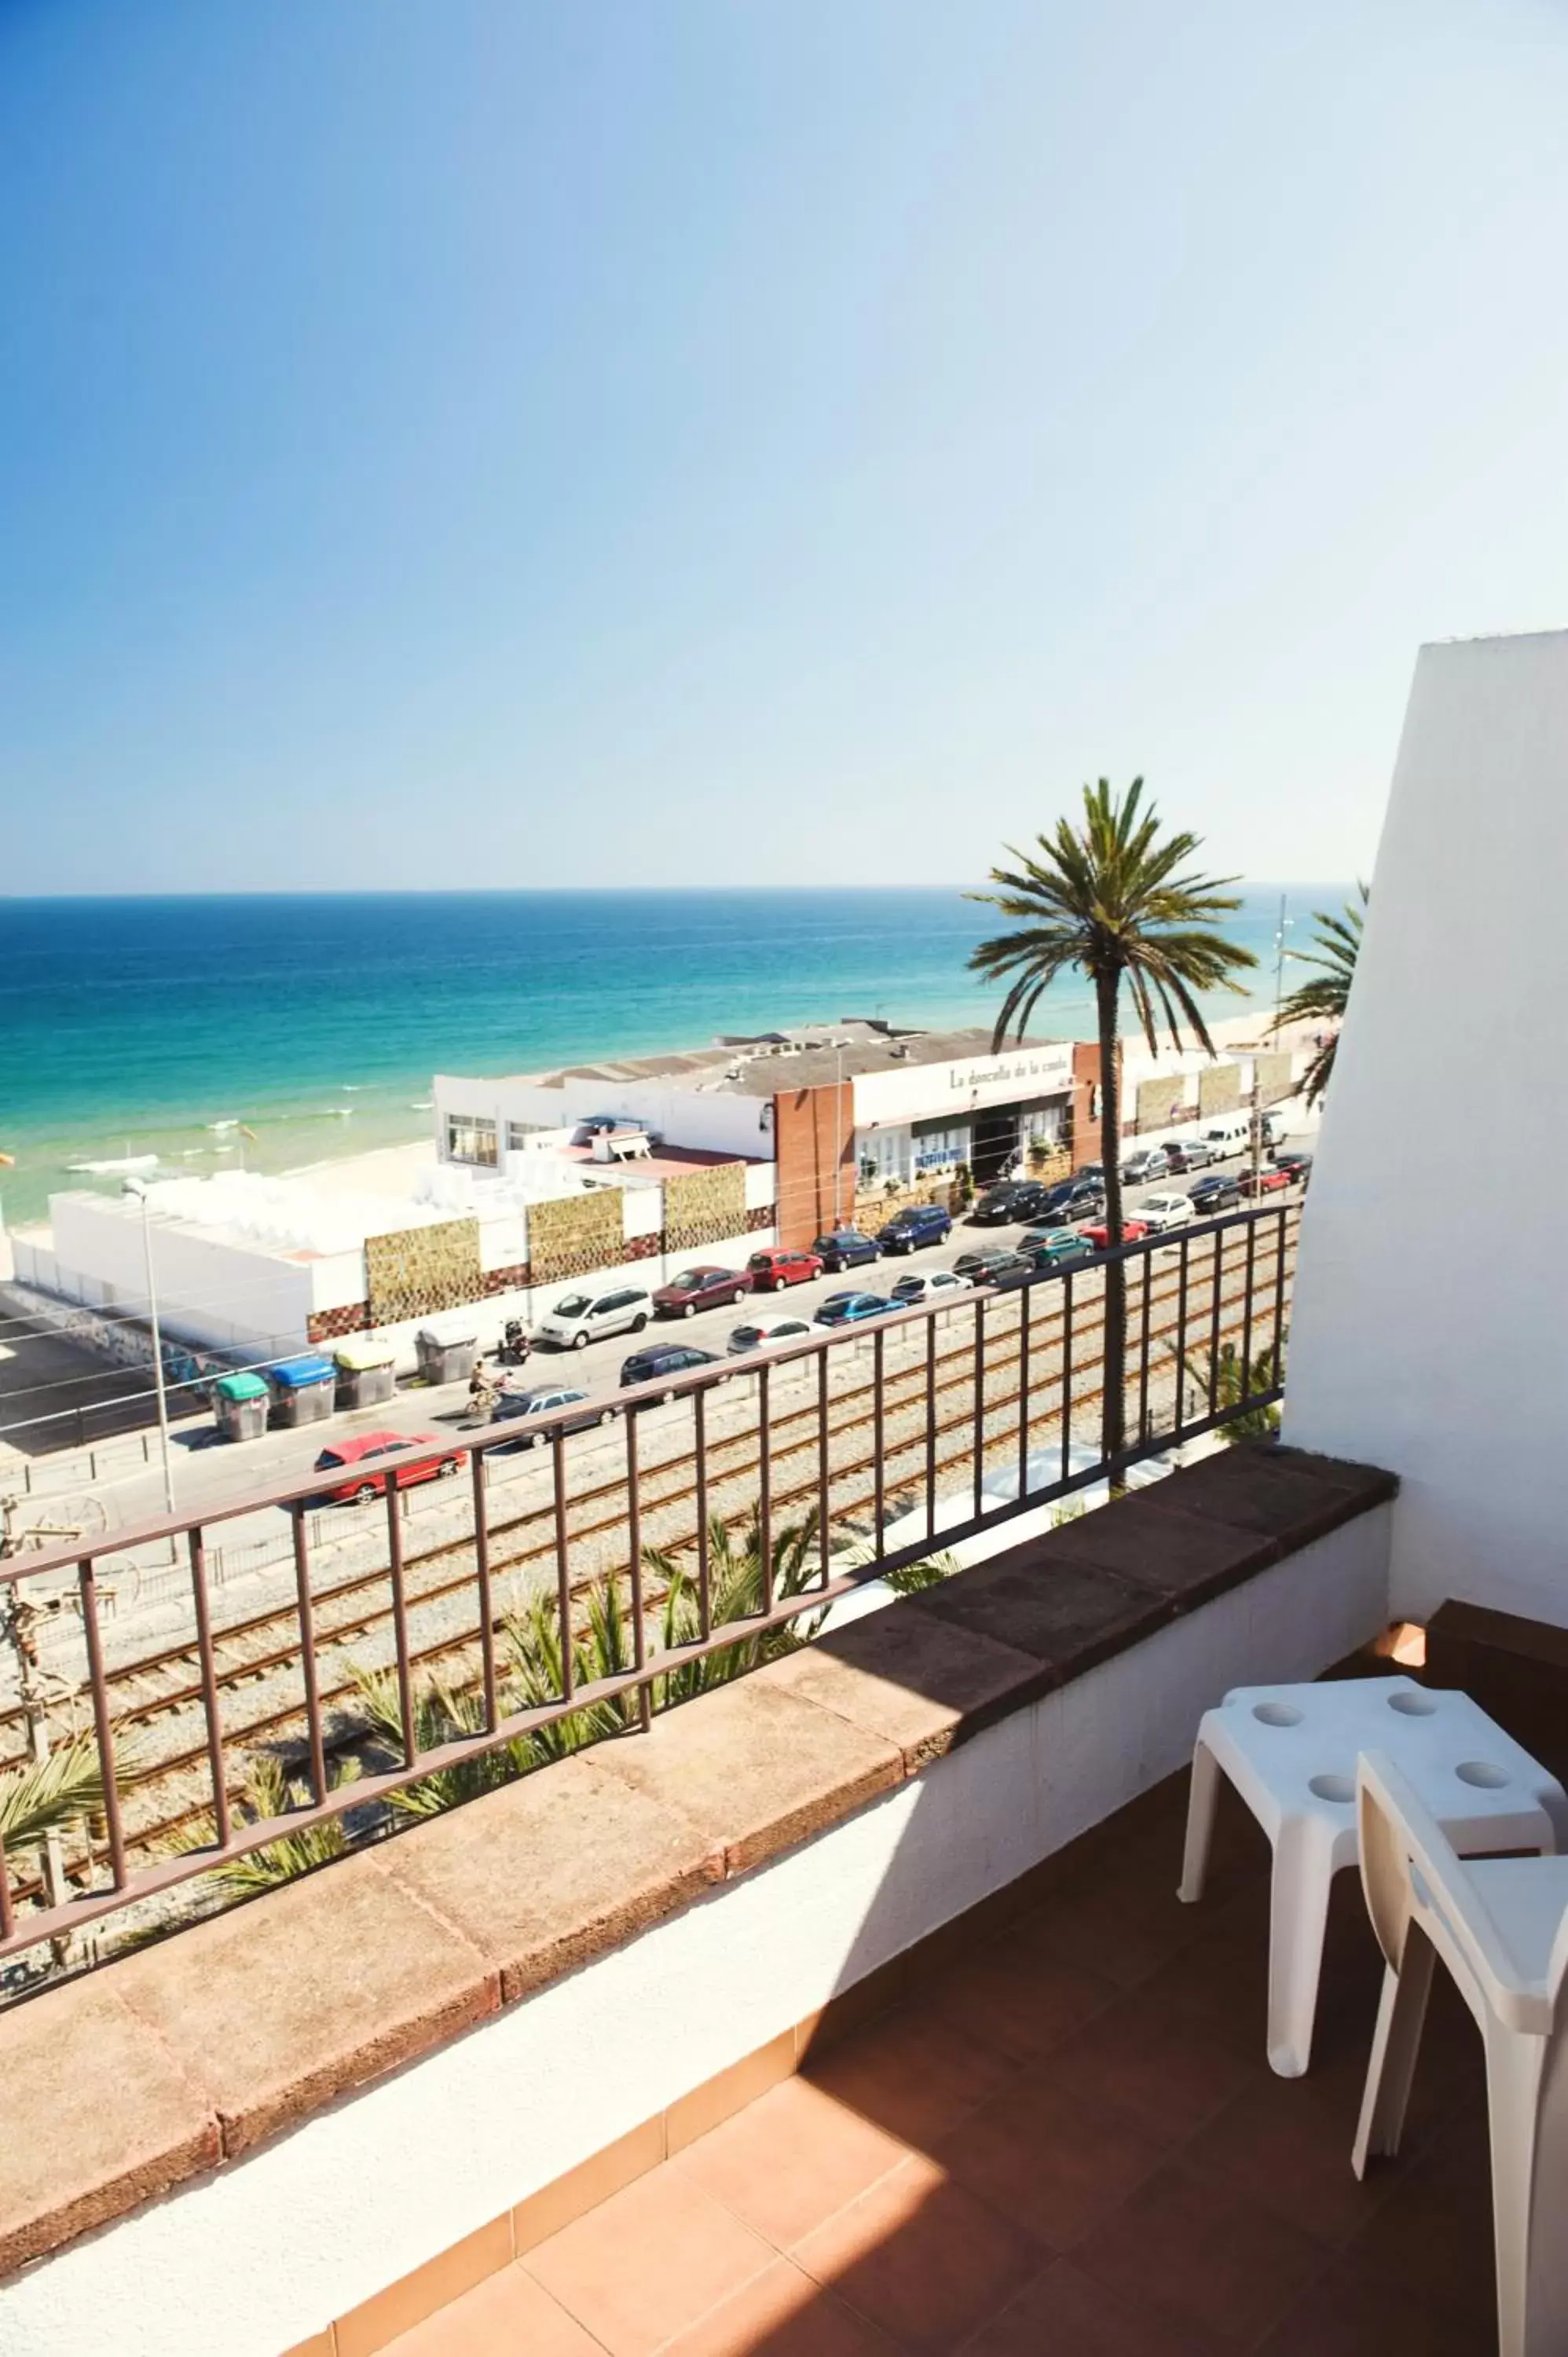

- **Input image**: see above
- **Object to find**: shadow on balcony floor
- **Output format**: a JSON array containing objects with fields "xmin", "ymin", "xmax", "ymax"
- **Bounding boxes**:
[{"xmin": 381, "ymin": 1774, "xmax": 1493, "ymax": 2355}]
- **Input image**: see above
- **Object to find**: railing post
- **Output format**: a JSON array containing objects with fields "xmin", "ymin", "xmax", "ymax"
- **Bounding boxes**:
[{"xmin": 78, "ymin": 1558, "xmax": 127, "ymax": 1890}]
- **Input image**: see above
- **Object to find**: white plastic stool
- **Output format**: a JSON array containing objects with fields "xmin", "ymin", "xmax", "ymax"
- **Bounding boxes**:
[{"xmin": 1178, "ymin": 1677, "xmax": 1568, "ymax": 2077}]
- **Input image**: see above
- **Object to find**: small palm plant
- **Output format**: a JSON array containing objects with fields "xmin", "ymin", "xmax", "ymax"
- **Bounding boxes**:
[
  {"xmin": 1270, "ymin": 883, "xmax": 1367, "ymax": 1105},
  {"xmin": 174, "ymin": 1752, "xmax": 361, "ymax": 1897},
  {"xmin": 834, "ymin": 1535, "xmax": 962, "ymax": 1596},
  {"xmin": 1174, "ymin": 1338, "xmax": 1283, "ymax": 1439},
  {"xmin": 348, "ymin": 1663, "xmax": 537, "ymax": 1820},
  {"xmin": 647, "ymin": 1511, "xmax": 827, "ymax": 1703},
  {"xmin": 969, "ymin": 780, "xmax": 1257, "ymax": 1467}
]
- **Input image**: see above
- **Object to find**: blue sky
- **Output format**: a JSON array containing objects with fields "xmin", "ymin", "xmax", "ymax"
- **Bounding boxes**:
[{"xmin": 2, "ymin": 0, "xmax": 1566, "ymax": 893}]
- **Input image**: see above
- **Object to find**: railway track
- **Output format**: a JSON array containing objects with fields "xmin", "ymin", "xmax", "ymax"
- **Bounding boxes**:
[{"xmin": 5, "ymin": 1219, "xmax": 1295, "ymax": 1886}]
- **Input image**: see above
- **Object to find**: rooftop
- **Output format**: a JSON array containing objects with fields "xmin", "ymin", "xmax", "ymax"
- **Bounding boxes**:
[{"xmin": 379, "ymin": 1765, "xmax": 1489, "ymax": 2357}]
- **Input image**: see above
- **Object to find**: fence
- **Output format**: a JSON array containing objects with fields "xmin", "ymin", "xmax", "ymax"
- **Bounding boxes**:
[{"xmin": 0, "ymin": 1200, "xmax": 1299, "ymax": 1970}]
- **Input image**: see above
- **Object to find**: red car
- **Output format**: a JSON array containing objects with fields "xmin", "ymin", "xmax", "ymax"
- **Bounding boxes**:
[
  {"xmin": 312, "ymin": 1431, "xmax": 463, "ymax": 1505},
  {"xmin": 746, "ymin": 1246, "xmax": 823, "ymax": 1292},
  {"xmin": 652, "ymin": 1264, "xmax": 753, "ymax": 1318},
  {"xmin": 1077, "ymin": 1218, "xmax": 1150, "ymax": 1250},
  {"xmin": 1239, "ymin": 1166, "xmax": 1291, "ymax": 1196}
]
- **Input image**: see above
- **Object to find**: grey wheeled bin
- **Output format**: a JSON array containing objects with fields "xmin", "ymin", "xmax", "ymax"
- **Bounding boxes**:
[
  {"xmin": 213, "ymin": 1370, "xmax": 269, "ymax": 1442},
  {"xmin": 334, "ymin": 1337, "xmax": 397, "ymax": 1409},
  {"xmin": 267, "ymin": 1354, "xmax": 338, "ymax": 1428},
  {"xmin": 416, "ymin": 1325, "xmax": 479, "ymax": 1387}
]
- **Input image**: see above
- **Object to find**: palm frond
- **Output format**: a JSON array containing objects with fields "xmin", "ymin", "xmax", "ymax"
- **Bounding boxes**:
[
  {"xmin": 1269, "ymin": 883, "xmax": 1367, "ymax": 1105},
  {"xmin": 0, "ymin": 1736, "xmax": 108, "ymax": 1848}
]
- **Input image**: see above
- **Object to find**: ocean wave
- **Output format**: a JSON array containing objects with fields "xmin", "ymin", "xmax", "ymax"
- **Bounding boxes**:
[{"xmin": 205, "ymin": 1119, "xmax": 239, "ymax": 1133}]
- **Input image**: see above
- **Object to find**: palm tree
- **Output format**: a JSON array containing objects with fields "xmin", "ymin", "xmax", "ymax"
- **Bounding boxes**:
[
  {"xmin": 1271, "ymin": 884, "xmax": 1367, "ymax": 1105},
  {"xmin": 969, "ymin": 779, "xmax": 1256, "ymax": 1467}
]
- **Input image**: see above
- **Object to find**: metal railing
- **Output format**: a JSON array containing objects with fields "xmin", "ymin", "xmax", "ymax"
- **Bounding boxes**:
[{"xmin": 0, "ymin": 1200, "xmax": 1299, "ymax": 1968}]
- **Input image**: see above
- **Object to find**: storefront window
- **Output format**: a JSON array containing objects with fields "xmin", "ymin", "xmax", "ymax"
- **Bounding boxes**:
[{"xmin": 912, "ymin": 1120, "xmax": 970, "ymax": 1172}]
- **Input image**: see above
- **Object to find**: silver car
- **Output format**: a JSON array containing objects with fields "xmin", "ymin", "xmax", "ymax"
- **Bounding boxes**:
[{"xmin": 533, "ymin": 1284, "xmax": 653, "ymax": 1350}]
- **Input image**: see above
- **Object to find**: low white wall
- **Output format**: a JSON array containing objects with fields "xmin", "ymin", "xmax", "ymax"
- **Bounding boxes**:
[
  {"xmin": 2, "ymin": 1506, "xmax": 1390, "ymax": 2357},
  {"xmin": 1286, "ymin": 630, "xmax": 1568, "ymax": 1627},
  {"xmin": 36, "ymin": 1200, "xmax": 313, "ymax": 1357}
]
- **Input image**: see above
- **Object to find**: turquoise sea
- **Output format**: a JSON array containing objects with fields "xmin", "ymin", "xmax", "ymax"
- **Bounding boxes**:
[{"xmin": 0, "ymin": 888, "xmax": 1346, "ymax": 1226}]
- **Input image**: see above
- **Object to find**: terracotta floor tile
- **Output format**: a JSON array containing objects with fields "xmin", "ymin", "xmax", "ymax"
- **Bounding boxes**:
[
  {"xmin": 380, "ymin": 2262, "xmax": 608, "ymax": 2355},
  {"xmin": 1010, "ymin": 1866, "xmax": 1208, "ymax": 1992},
  {"xmin": 1072, "ymin": 2156, "xmax": 1324, "ymax": 2351},
  {"xmin": 794, "ymin": 2155, "xmax": 1044, "ymax": 2353},
  {"xmin": 673, "ymin": 2077, "xmax": 910, "ymax": 2252},
  {"xmin": 1046, "ymin": 1981, "xmax": 1259, "ymax": 2144},
  {"xmin": 1252, "ymin": 2252, "xmax": 1486, "ymax": 2357},
  {"xmin": 961, "ymin": 2259, "xmax": 1214, "ymax": 2355},
  {"xmin": 1337, "ymin": 2117, "xmax": 1497, "ymax": 2337},
  {"xmin": 932, "ymin": 2069, "xmax": 1168, "ymax": 2249},
  {"xmin": 918, "ymin": 1934, "xmax": 1120, "ymax": 2065},
  {"xmin": 523, "ymin": 2167, "xmax": 775, "ymax": 2356},
  {"xmin": 1181, "ymin": 2069, "xmax": 1401, "ymax": 2248},
  {"xmin": 660, "ymin": 2257, "xmax": 904, "ymax": 2355},
  {"xmin": 801, "ymin": 1998, "xmax": 1016, "ymax": 2148}
]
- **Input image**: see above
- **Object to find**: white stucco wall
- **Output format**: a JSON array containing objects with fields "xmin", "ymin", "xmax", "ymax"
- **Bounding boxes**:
[
  {"xmin": 2, "ymin": 1508, "xmax": 1390, "ymax": 2357},
  {"xmin": 1285, "ymin": 629, "xmax": 1568, "ymax": 1626},
  {"xmin": 47, "ymin": 1196, "xmax": 314, "ymax": 1355}
]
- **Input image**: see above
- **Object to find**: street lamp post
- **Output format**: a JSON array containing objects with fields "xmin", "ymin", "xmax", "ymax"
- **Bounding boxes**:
[{"xmin": 123, "ymin": 1178, "xmax": 175, "ymax": 1517}]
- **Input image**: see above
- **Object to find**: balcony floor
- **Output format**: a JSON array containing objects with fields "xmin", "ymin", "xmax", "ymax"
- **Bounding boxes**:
[{"xmin": 383, "ymin": 1772, "xmax": 1494, "ymax": 2356}]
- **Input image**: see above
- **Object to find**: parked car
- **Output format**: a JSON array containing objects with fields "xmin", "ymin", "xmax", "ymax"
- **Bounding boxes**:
[
  {"xmin": 814, "ymin": 1291, "xmax": 897, "ymax": 1328},
  {"xmin": 535, "ymin": 1284, "xmax": 654, "ymax": 1349},
  {"xmin": 1270, "ymin": 1149, "xmax": 1314, "ymax": 1182},
  {"xmin": 811, "ymin": 1228, "xmax": 881, "ymax": 1273},
  {"xmin": 1239, "ymin": 1164, "xmax": 1291, "ymax": 1196},
  {"xmin": 311, "ymin": 1431, "xmax": 462, "ymax": 1504},
  {"xmin": 967, "ymin": 1179, "xmax": 1051, "ymax": 1227},
  {"xmin": 1077, "ymin": 1218, "xmax": 1151, "ymax": 1251},
  {"xmin": 1020, "ymin": 1227, "xmax": 1095, "ymax": 1269},
  {"xmin": 489, "ymin": 1387, "xmax": 615, "ymax": 1450},
  {"xmin": 1163, "ymin": 1135, "xmax": 1215, "ymax": 1173},
  {"xmin": 953, "ymin": 1246, "xmax": 1035, "ymax": 1288},
  {"xmin": 888, "ymin": 1267, "xmax": 973, "ymax": 1305},
  {"xmin": 1037, "ymin": 1175, "xmax": 1107, "ymax": 1225},
  {"xmin": 746, "ymin": 1247, "xmax": 823, "ymax": 1291},
  {"xmin": 651, "ymin": 1264, "xmax": 751, "ymax": 1318},
  {"xmin": 620, "ymin": 1342, "xmax": 723, "ymax": 1395},
  {"xmin": 727, "ymin": 1314, "xmax": 816, "ymax": 1355},
  {"xmin": 1120, "ymin": 1146, "xmax": 1170, "ymax": 1185},
  {"xmin": 1138, "ymin": 1192, "xmax": 1194, "ymax": 1234},
  {"xmin": 1187, "ymin": 1173, "xmax": 1243, "ymax": 1215},
  {"xmin": 877, "ymin": 1203, "xmax": 953, "ymax": 1254}
]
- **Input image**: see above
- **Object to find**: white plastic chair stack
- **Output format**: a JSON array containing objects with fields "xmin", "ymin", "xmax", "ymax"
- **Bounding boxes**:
[{"xmin": 1354, "ymin": 1750, "xmax": 1568, "ymax": 2357}]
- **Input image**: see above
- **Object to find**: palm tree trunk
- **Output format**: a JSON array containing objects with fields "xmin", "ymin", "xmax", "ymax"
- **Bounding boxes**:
[{"xmin": 1094, "ymin": 968, "xmax": 1127, "ymax": 1474}]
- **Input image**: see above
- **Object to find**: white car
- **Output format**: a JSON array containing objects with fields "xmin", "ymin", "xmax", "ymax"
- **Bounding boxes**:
[
  {"xmin": 534, "ymin": 1284, "xmax": 654, "ymax": 1349},
  {"xmin": 888, "ymin": 1268, "xmax": 973, "ymax": 1306},
  {"xmin": 726, "ymin": 1314, "xmax": 816, "ymax": 1356},
  {"xmin": 1138, "ymin": 1192, "xmax": 1193, "ymax": 1234}
]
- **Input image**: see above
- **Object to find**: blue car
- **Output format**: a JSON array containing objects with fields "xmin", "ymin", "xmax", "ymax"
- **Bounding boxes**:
[
  {"xmin": 811, "ymin": 1229, "xmax": 881, "ymax": 1273},
  {"xmin": 877, "ymin": 1203, "xmax": 952, "ymax": 1255},
  {"xmin": 814, "ymin": 1291, "xmax": 896, "ymax": 1329}
]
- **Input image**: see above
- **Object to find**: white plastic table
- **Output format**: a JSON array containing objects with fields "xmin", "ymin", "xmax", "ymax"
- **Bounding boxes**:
[{"xmin": 1178, "ymin": 1676, "xmax": 1568, "ymax": 2077}]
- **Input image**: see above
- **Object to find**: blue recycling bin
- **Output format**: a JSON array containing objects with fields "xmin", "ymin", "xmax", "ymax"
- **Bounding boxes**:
[{"xmin": 267, "ymin": 1354, "xmax": 338, "ymax": 1428}]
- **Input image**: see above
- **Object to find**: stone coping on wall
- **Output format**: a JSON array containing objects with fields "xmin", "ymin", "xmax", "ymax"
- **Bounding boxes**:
[{"xmin": 0, "ymin": 1441, "xmax": 1395, "ymax": 2283}]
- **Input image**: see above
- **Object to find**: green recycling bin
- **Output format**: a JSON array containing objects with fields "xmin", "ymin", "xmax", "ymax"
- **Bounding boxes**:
[{"xmin": 214, "ymin": 1370, "xmax": 269, "ymax": 1442}]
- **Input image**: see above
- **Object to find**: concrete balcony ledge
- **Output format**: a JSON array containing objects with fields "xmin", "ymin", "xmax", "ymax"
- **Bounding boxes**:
[{"xmin": 0, "ymin": 1442, "xmax": 1396, "ymax": 2355}]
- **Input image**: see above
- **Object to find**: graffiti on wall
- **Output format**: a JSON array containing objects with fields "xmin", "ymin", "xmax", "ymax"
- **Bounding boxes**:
[
  {"xmin": 365, "ymin": 1219, "xmax": 482, "ymax": 1328},
  {"xmin": 663, "ymin": 1164, "xmax": 747, "ymax": 1252}
]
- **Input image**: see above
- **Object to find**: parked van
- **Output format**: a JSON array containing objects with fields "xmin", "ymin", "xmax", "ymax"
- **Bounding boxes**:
[{"xmin": 1200, "ymin": 1113, "xmax": 1252, "ymax": 1158}]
